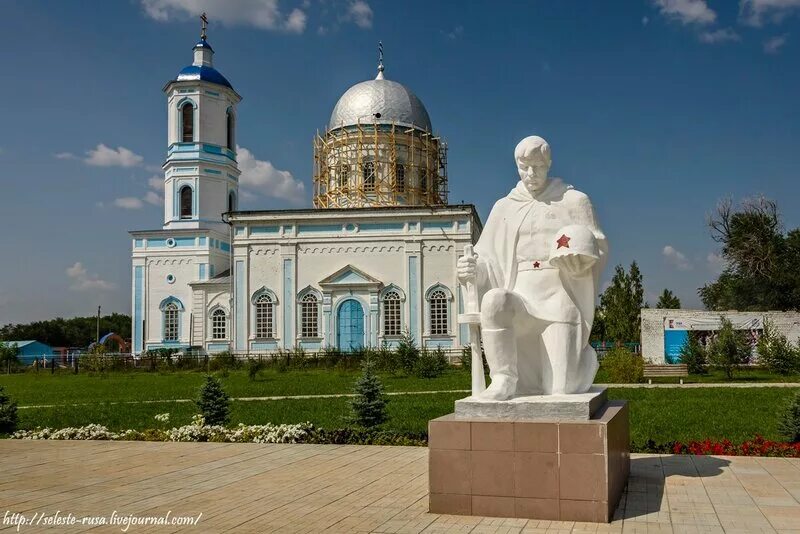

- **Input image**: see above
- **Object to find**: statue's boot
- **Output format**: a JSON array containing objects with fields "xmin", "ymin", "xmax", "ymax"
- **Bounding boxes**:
[{"xmin": 477, "ymin": 328, "xmax": 517, "ymax": 401}]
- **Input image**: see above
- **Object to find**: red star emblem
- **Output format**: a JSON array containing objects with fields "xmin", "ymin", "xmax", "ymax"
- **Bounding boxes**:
[
  {"xmin": 533, "ymin": 261, "xmax": 540, "ymax": 268},
  {"xmin": 556, "ymin": 234, "xmax": 571, "ymax": 249}
]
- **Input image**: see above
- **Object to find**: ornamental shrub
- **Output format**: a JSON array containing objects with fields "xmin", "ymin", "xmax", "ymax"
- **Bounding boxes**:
[
  {"xmin": 208, "ymin": 351, "xmax": 238, "ymax": 371},
  {"xmin": 350, "ymin": 358, "xmax": 388, "ymax": 428},
  {"xmin": 757, "ymin": 320, "xmax": 800, "ymax": 375},
  {"xmin": 601, "ymin": 347, "xmax": 644, "ymax": 383},
  {"xmin": 0, "ymin": 385, "xmax": 18, "ymax": 434},
  {"xmin": 246, "ymin": 357, "xmax": 264, "ymax": 381},
  {"xmin": 707, "ymin": 318, "xmax": 750, "ymax": 379},
  {"xmin": 196, "ymin": 375, "xmax": 231, "ymax": 426},
  {"xmin": 680, "ymin": 333, "xmax": 708, "ymax": 375},
  {"xmin": 414, "ymin": 347, "xmax": 448, "ymax": 378},
  {"xmin": 778, "ymin": 392, "xmax": 800, "ymax": 443},
  {"xmin": 397, "ymin": 330, "xmax": 420, "ymax": 375}
]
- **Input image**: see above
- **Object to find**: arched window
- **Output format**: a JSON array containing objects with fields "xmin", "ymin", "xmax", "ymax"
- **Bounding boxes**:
[
  {"xmin": 228, "ymin": 191, "xmax": 236, "ymax": 213},
  {"xmin": 300, "ymin": 293, "xmax": 319, "ymax": 338},
  {"xmin": 179, "ymin": 186, "xmax": 193, "ymax": 219},
  {"xmin": 363, "ymin": 161, "xmax": 376, "ymax": 192},
  {"xmin": 338, "ymin": 164, "xmax": 350, "ymax": 189},
  {"xmin": 226, "ymin": 110, "xmax": 235, "ymax": 150},
  {"xmin": 181, "ymin": 103, "xmax": 194, "ymax": 143},
  {"xmin": 383, "ymin": 290, "xmax": 401, "ymax": 337},
  {"xmin": 428, "ymin": 289, "xmax": 449, "ymax": 335},
  {"xmin": 419, "ymin": 168, "xmax": 428, "ymax": 194},
  {"xmin": 163, "ymin": 302, "xmax": 179, "ymax": 342},
  {"xmin": 211, "ymin": 308, "xmax": 227, "ymax": 340},
  {"xmin": 255, "ymin": 294, "xmax": 274, "ymax": 339},
  {"xmin": 395, "ymin": 164, "xmax": 406, "ymax": 192}
]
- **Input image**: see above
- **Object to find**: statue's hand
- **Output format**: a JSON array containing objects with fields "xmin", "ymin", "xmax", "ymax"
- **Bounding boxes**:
[
  {"xmin": 558, "ymin": 254, "xmax": 595, "ymax": 278},
  {"xmin": 457, "ymin": 255, "xmax": 477, "ymax": 284}
]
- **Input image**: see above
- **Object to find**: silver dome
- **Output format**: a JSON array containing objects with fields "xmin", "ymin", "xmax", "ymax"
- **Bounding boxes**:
[{"xmin": 328, "ymin": 78, "xmax": 432, "ymax": 132}]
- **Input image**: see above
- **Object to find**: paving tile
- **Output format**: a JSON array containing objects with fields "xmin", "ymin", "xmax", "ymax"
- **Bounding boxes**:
[{"xmin": 3, "ymin": 442, "xmax": 800, "ymax": 532}]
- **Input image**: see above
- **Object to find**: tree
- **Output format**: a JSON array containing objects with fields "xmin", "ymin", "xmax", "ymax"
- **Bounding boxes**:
[
  {"xmin": 598, "ymin": 261, "xmax": 645, "ymax": 343},
  {"xmin": 756, "ymin": 319, "xmax": 799, "ymax": 375},
  {"xmin": 350, "ymin": 358, "xmax": 388, "ymax": 428},
  {"xmin": 196, "ymin": 375, "xmax": 231, "ymax": 426},
  {"xmin": 0, "ymin": 343, "xmax": 19, "ymax": 373},
  {"xmin": 679, "ymin": 333, "xmax": 707, "ymax": 375},
  {"xmin": 707, "ymin": 318, "xmax": 750, "ymax": 379},
  {"xmin": 656, "ymin": 289, "xmax": 681, "ymax": 309},
  {"xmin": 0, "ymin": 385, "xmax": 18, "ymax": 434},
  {"xmin": 0, "ymin": 313, "xmax": 131, "ymax": 348},
  {"xmin": 701, "ymin": 197, "xmax": 800, "ymax": 311},
  {"xmin": 778, "ymin": 392, "xmax": 800, "ymax": 443}
]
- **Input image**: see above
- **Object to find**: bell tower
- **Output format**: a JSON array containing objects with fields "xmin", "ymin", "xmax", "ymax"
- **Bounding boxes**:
[{"xmin": 161, "ymin": 13, "xmax": 241, "ymax": 233}]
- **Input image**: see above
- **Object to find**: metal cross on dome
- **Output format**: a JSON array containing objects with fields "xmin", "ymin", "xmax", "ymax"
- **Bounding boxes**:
[{"xmin": 200, "ymin": 12, "xmax": 208, "ymax": 40}]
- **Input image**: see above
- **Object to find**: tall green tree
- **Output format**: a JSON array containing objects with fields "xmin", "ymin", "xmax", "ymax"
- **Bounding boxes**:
[
  {"xmin": 656, "ymin": 289, "xmax": 681, "ymax": 309},
  {"xmin": 0, "ymin": 313, "xmax": 131, "ymax": 348},
  {"xmin": 700, "ymin": 197, "xmax": 800, "ymax": 311},
  {"xmin": 598, "ymin": 261, "xmax": 645, "ymax": 343}
]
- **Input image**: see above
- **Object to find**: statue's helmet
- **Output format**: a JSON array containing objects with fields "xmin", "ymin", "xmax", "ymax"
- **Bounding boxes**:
[{"xmin": 548, "ymin": 224, "xmax": 599, "ymax": 265}]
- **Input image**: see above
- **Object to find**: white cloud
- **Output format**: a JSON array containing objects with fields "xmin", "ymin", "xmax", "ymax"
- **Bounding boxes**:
[
  {"xmin": 85, "ymin": 144, "xmax": 144, "ymax": 167},
  {"xmin": 740, "ymin": 0, "xmax": 800, "ymax": 26},
  {"xmin": 663, "ymin": 245, "xmax": 693, "ymax": 271},
  {"xmin": 642, "ymin": 15, "xmax": 650, "ymax": 26},
  {"xmin": 143, "ymin": 190, "xmax": 163, "ymax": 206},
  {"xmin": 706, "ymin": 252, "xmax": 727, "ymax": 274},
  {"xmin": 147, "ymin": 176, "xmax": 163, "ymax": 191},
  {"xmin": 285, "ymin": 8, "xmax": 307, "ymax": 33},
  {"xmin": 113, "ymin": 197, "xmax": 145, "ymax": 209},
  {"xmin": 763, "ymin": 33, "xmax": 789, "ymax": 52},
  {"xmin": 141, "ymin": 0, "xmax": 307, "ymax": 33},
  {"xmin": 442, "ymin": 25, "xmax": 464, "ymax": 40},
  {"xmin": 345, "ymin": 0, "xmax": 373, "ymax": 29},
  {"xmin": 237, "ymin": 145, "xmax": 305, "ymax": 204},
  {"xmin": 54, "ymin": 152, "xmax": 77, "ymax": 160},
  {"xmin": 698, "ymin": 28, "xmax": 741, "ymax": 43},
  {"xmin": 66, "ymin": 262, "xmax": 114, "ymax": 291},
  {"xmin": 653, "ymin": 0, "xmax": 716, "ymax": 25}
]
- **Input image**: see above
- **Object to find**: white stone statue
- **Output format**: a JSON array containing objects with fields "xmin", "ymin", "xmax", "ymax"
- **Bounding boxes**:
[{"xmin": 457, "ymin": 136, "xmax": 608, "ymax": 400}]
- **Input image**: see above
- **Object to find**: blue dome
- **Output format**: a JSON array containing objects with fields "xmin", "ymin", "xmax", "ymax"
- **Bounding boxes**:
[{"xmin": 175, "ymin": 65, "xmax": 232, "ymax": 89}]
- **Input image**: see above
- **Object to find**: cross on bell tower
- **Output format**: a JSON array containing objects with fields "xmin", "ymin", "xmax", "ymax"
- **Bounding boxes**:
[{"xmin": 200, "ymin": 12, "xmax": 208, "ymax": 40}]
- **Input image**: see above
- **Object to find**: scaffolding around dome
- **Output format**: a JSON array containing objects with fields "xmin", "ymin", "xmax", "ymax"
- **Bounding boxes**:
[{"xmin": 313, "ymin": 122, "xmax": 448, "ymax": 209}]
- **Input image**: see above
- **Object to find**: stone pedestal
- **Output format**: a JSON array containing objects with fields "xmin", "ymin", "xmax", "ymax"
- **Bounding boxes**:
[{"xmin": 428, "ymin": 400, "xmax": 629, "ymax": 522}]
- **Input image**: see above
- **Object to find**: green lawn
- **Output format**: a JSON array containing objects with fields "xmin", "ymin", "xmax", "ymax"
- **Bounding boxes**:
[
  {"xmin": 0, "ymin": 368, "xmax": 470, "ymax": 406},
  {"xmin": 2, "ymin": 369, "xmax": 798, "ymax": 445},
  {"xmin": 2, "ymin": 369, "xmax": 797, "ymax": 445}
]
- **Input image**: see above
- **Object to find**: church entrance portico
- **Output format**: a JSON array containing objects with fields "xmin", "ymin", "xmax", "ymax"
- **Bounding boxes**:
[{"xmin": 336, "ymin": 298, "xmax": 365, "ymax": 351}]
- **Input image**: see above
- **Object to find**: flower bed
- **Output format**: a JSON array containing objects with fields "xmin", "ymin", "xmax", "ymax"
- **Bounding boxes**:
[
  {"xmin": 9, "ymin": 413, "xmax": 426, "ymax": 446},
  {"xmin": 633, "ymin": 435, "xmax": 800, "ymax": 457}
]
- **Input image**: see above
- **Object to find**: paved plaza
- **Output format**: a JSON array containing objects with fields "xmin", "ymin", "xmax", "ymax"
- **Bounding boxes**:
[{"xmin": 1, "ymin": 441, "xmax": 799, "ymax": 533}]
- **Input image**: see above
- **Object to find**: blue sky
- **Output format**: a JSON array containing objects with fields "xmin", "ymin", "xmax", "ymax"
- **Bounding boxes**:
[{"xmin": 1, "ymin": 0, "xmax": 799, "ymax": 323}]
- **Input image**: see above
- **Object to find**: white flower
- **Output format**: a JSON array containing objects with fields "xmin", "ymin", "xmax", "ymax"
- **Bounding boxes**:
[{"xmin": 154, "ymin": 413, "xmax": 171, "ymax": 423}]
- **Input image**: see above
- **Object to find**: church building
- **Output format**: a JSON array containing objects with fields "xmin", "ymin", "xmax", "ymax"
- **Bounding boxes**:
[{"xmin": 130, "ymin": 29, "xmax": 481, "ymax": 355}]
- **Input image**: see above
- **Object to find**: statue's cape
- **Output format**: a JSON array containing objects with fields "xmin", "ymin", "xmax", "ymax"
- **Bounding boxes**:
[{"xmin": 474, "ymin": 179, "xmax": 608, "ymax": 342}]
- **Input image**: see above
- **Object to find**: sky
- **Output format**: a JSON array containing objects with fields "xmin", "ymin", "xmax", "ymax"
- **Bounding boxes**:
[{"xmin": 1, "ymin": 0, "xmax": 799, "ymax": 323}]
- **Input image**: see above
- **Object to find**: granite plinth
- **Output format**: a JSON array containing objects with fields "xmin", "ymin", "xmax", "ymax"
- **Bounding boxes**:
[
  {"xmin": 454, "ymin": 386, "xmax": 607, "ymax": 420},
  {"xmin": 429, "ymin": 400, "xmax": 630, "ymax": 523}
]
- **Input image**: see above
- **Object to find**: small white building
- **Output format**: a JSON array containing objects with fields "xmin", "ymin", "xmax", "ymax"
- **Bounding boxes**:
[
  {"xmin": 641, "ymin": 308, "xmax": 800, "ymax": 364},
  {"xmin": 130, "ymin": 33, "xmax": 481, "ymax": 355}
]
